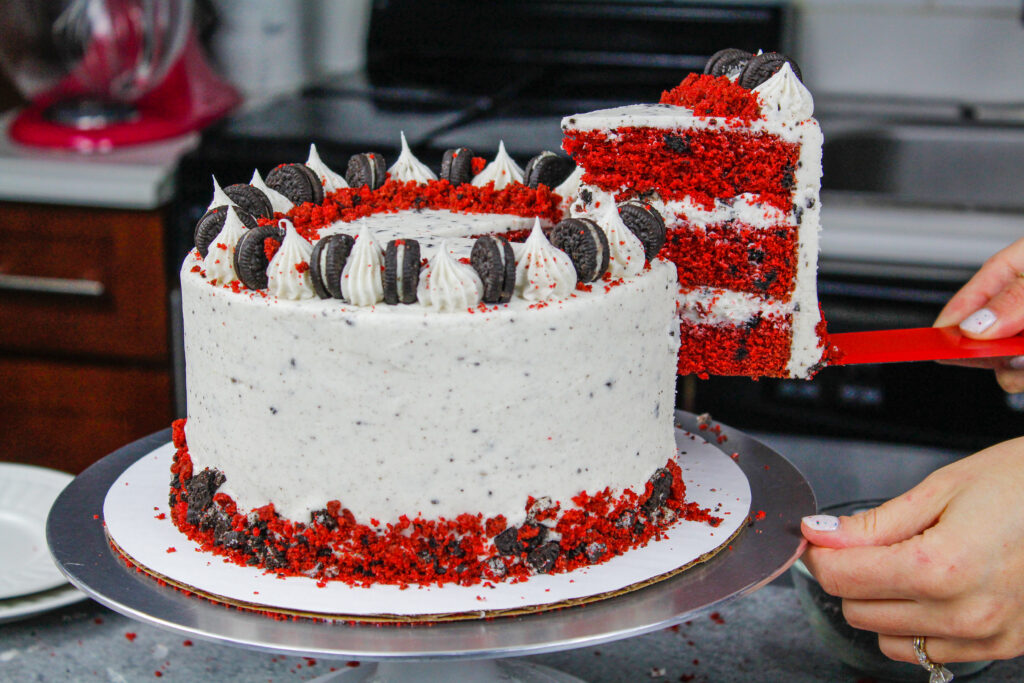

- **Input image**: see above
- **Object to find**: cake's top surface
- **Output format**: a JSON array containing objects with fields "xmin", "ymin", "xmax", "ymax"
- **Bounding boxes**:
[
  {"xmin": 562, "ymin": 59, "xmax": 815, "ymax": 137},
  {"xmin": 186, "ymin": 138, "xmax": 669, "ymax": 311}
]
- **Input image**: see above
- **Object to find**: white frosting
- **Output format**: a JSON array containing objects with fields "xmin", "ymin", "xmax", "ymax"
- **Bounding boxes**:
[
  {"xmin": 206, "ymin": 176, "xmax": 237, "ymax": 212},
  {"xmin": 267, "ymin": 220, "xmax": 315, "ymax": 301},
  {"xmin": 181, "ymin": 253, "xmax": 679, "ymax": 524},
  {"xmin": 417, "ymin": 241, "xmax": 484, "ymax": 312},
  {"xmin": 514, "ymin": 219, "xmax": 578, "ymax": 301},
  {"xmin": 250, "ymin": 169, "xmax": 295, "ymax": 215},
  {"xmin": 305, "ymin": 143, "xmax": 349, "ymax": 193},
  {"xmin": 553, "ymin": 165, "xmax": 584, "ymax": 209},
  {"xmin": 753, "ymin": 63, "xmax": 814, "ymax": 122},
  {"xmin": 596, "ymin": 202, "xmax": 645, "ymax": 278},
  {"xmin": 656, "ymin": 194, "xmax": 790, "ymax": 230},
  {"xmin": 340, "ymin": 230, "xmax": 384, "ymax": 306},
  {"xmin": 203, "ymin": 205, "xmax": 247, "ymax": 284},
  {"xmin": 388, "ymin": 132, "xmax": 437, "ymax": 184},
  {"xmin": 471, "ymin": 141, "xmax": 524, "ymax": 190}
]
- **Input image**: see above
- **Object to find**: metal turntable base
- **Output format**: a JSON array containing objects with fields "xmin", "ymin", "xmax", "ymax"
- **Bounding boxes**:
[{"xmin": 47, "ymin": 411, "xmax": 814, "ymax": 682}]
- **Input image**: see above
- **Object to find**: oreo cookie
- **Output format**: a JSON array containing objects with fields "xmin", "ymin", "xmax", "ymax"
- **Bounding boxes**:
[
  {"xmin": 223, "ymin": 183, "xmax": 274, "ymax": 219},
  {"xmin": 526, "ymin": 541, "xmax": 560, "ymax": 574},
  {"xmin": 309, "ymin": 233, "xmax": 356, "ymax": 300},
  {"xmin": 617, "ymin": 201, "xmax": 667, "ymax": 261},
  {"xmin": 550, "ymin": 217, "xmax": 610, "ymax": 283},
  {"xmin": 523, "ymin": 151, "xmax": 575, "ymax": 189},
  {"xmin": 738, "ymin": 52, "xmax": 802, "ymax": 90},
  {"xmin": 703, "ymin": 48, "xmax": 753, "ymax": 78},
  {"xmin": 194, "ymin": 205, "xmax": 258, "ymax": 258},
  {"xmin": 265, "ymin": 163, "xmax": 325, "ymax": 206},
  {"xmin": 470, "ymin": 235, "xmax": 516, "ymax": 304},
  {"xmin": 383, "ymin": 238, "xmax": 422, "ymax": 305},
  {"xmin": 234, "ymin": 223, "xmax": 286, "ymax": 291},
  {"xmin": 440, "ymin": 147, "xmax": 475, "ymax": 186},
  {"xmin": 345, "ymin": 152, "xmax": 387, "ymax": 190}
]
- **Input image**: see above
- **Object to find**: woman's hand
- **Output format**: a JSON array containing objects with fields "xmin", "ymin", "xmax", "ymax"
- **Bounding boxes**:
[
  {"xmin": 801, "ymin": 436, "xmax": 1024, "ymax": 664},
  {"xmin": 934, "ymin": 236, "xmax": 1024, "ymax": 392}
]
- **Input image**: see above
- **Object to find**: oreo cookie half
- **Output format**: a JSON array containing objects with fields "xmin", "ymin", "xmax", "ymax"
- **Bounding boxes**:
[
  {"xmin": 194, "ymin": 205, "xmax": 258, "ymax": 258},
  {"xmin": 470, "ymin": 235, "xmax": 515, "ymax": 304},
  {"xmin": 703, "ymin": 48, "xmax": 753, "ymax": 78},
  {"xmin": 309, "ymin": 233, "xmax": 356, "ymax": 300},
  {"xmin": 223, "ymin": 183, "xmax": 274, "ymax": 219},
  {"xmin": 440, "ymin": 147, "xmax": 475, "ymax": 186},
  {"xmin": 383, "ymin": 239, "xmax": 422, "ymax": 305},
  {"xmin": 738, "ymin": 52, "xmax": 802, "ymax": 90},
  {"xmin": 618, "ymin": 201, "xmax": 667, "ymax": 261},
  {"xmin": 345, "ymin": 152, "xmax": 387, "ymax": 190},
  {"xmin": 234, "ymin": 223, "xmax": 286, "ymax": 291},
  {"xmin": 550, "ymin": 218, "xmax": 610, "ymax": 283},
  {"xmin": 523, "ymin": 151, "xmax": 575, "ymax": 189},
  {"xmin": 265, "ymin": 163, "xmax": 325, "ymax": 206}
]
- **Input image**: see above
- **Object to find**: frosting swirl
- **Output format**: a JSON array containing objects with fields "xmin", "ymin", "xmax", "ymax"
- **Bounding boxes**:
[
  {"xmin": 206, "ymin": 176, "xmax": 237, "ymax": 212},
  {"xmin": 204, "ymin": 205, "xmax": 247, "ymax": 284},
  {"xmin": 553, "ymin": 165, "xmax": 584, "ymax": 208},
  {"xmin": 471, "ymin": 141, "xmax": 524, "ymax": 190},
  {"xmin": 753, "ymin": 62, "xmax": 814, "ymax": 121},
  {"xmin": 514, "ymin": 218, "xmax": 577, "ymax": 301},
  {"xmin": 341, "ymin": 230, "xmax": 385, "ymax": 306},
  {"xmin": 417, "ymin": 242, "xmax": 483, "ymax": 312},
  {"xmin": 267, "ymin": 220, "xmax": 315, "ymax": 300},
  {"xmin": 388, "ymin": 132, "xmax": 437, "ymax": 184},
  {"xmin": 597, "ymin": 202, "xmax": 645, "ymax": 278},
  {"xmin": 306, "ymin": 143, "xmax": 349, "ymax": 193},
  {"xmin": 250, "ymin": 169, "xmax": 295, "ymax": 215}
]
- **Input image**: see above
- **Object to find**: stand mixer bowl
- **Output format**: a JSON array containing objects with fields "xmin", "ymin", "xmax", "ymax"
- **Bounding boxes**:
[{"xmin": 0, "ymin": 0, "xmax": 193, "ymax": 129}]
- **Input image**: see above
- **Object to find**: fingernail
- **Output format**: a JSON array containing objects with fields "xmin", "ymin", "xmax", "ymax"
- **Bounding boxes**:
[
  {"xmin": 1010, "ymin": 355, "xmax": 1024, "ymax": 370},
  {"xmin": 802, "ymin": 515, "xmax": 840, "ymax": 531},
  {"xmin": 960, "ymin": 308, "xmax": 997, "ymax": 334}
]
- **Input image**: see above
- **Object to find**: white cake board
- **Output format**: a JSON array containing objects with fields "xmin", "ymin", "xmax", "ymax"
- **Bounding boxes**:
[{"xmin": 103, "ymin": 427, "xmax": 750, "ymax": 621}]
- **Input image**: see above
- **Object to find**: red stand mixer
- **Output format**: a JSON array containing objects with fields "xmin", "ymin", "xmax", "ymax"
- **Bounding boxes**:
[{"xmin": 0, "ymin": 0, "xmax": 239, "ymax": 151}]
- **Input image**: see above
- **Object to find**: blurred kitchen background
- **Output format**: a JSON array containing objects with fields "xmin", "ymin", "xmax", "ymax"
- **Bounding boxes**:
[{"xmin": 2, "ymin": 0, "xmax": 1023, "ymax": 479}]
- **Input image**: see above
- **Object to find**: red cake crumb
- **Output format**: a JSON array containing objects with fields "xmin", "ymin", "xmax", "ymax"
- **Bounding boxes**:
[
  {"xmin": 279, "ymin": 179, "xmax": 562, "ymax": 244},
  {"xmin": 263, "ymin": 238, "xmax": 281, "ymax": 262},
  {"xmin": 659, "ymin": 73, "xmax": 762, "ymax": 123},
  {"xmin": 167, "ymin": 423, "xmax": 721, "ymax": 588}
]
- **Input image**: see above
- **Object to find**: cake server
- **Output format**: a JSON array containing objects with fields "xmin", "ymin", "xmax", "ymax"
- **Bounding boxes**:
[{"xmin": 830, "ymin": 325, "xmax": 1024, "ymax": 365}]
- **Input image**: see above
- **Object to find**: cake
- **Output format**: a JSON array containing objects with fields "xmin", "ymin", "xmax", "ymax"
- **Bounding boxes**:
[
  {"xmin": 169, "ymin": 49, "xmax": 825, "ymax": 589},
  {"xmin": 562, "ymin": 49, "xmax": 829, "ymax": 378}
]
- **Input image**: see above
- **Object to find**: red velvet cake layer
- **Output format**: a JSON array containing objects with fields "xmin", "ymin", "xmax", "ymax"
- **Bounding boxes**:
[
  {"xmin": 561, "ymin": 128, "xmax": 799, "ymax": 213},
  {"xmin": 662, "ymin": 223, "xmax": 797, "ymax": 300},
  {"xmin": 677, "ymin": 314, "xmax": 792, "ymax": 378}
]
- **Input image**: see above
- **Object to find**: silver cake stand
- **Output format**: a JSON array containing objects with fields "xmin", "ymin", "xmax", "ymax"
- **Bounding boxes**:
[{"xmin": 47, "ymin": 411, "xmax": 815, "ymax": 683}]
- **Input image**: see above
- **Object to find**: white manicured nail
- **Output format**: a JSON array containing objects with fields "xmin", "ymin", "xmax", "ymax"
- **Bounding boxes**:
[
  {"xmin": 802, "ymin": 515, "xmax": 840, "ymax": 531},
  {"xmin": 960, "ymin": 308, "xmax": 997, "ymax": 334},
  {"xmin": 1009, "ymin": 355, "xmax": 1024, "ymax": 370}
]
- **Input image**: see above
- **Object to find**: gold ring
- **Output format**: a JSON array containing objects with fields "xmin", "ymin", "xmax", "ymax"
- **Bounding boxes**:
[{"xmin": 913, "ymin": 636, "xmax": 954, "ymax": 682}]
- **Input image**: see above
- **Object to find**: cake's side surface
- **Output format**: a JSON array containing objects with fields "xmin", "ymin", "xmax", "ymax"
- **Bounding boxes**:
[
  {"xmin": 562, "ymin": 59, "xmax": 829, "ymax": 379},
  {"xmin": 181, "ymin": 252, "xmax": 680, "ymax": 527}
]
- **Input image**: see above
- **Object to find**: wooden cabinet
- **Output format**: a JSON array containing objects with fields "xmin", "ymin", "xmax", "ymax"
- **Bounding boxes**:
[{"xmin": 0, "ymin": 201, "xmax": 174, "ymax": 474}]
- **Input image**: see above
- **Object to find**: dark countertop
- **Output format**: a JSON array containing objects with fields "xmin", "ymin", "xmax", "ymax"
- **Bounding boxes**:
[{"xmin": 1, "ymin": 584, "xmax": 1022, "ymax": 681}]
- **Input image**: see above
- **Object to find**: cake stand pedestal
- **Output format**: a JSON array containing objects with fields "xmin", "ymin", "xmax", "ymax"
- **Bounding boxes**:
[{"xmin": 47, "ymin": 411, "xmax": 814, "ymax": 683}]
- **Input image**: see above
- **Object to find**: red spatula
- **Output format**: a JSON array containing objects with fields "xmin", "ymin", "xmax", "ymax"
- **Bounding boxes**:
[{"xmin": 830, "ymin": 326, "xmax": 1024, "ymax": 365}]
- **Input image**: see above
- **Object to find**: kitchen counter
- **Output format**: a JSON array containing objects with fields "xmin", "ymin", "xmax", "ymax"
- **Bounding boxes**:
[{"xmin": 1, "ymin": 584, "xmax": 1022, "ymax": 681}]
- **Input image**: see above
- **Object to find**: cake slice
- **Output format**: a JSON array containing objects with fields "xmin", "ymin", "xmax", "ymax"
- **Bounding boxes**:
[{"xmin": 562, "ymin": 50, "xmax": 830, "ymax": 378}]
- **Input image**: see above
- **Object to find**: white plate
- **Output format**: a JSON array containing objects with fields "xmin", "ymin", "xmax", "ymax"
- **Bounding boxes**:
[
  {"xmin": 0, "ymin": 583, "xmax": 87, "ymax": 624},
  {"xmin": 0, "ymin": 463, "xmax": 75, "ymax": 599},
  {"xmin": 105, "ymin": 428, "xmax": 751, "ymax": 620}
]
